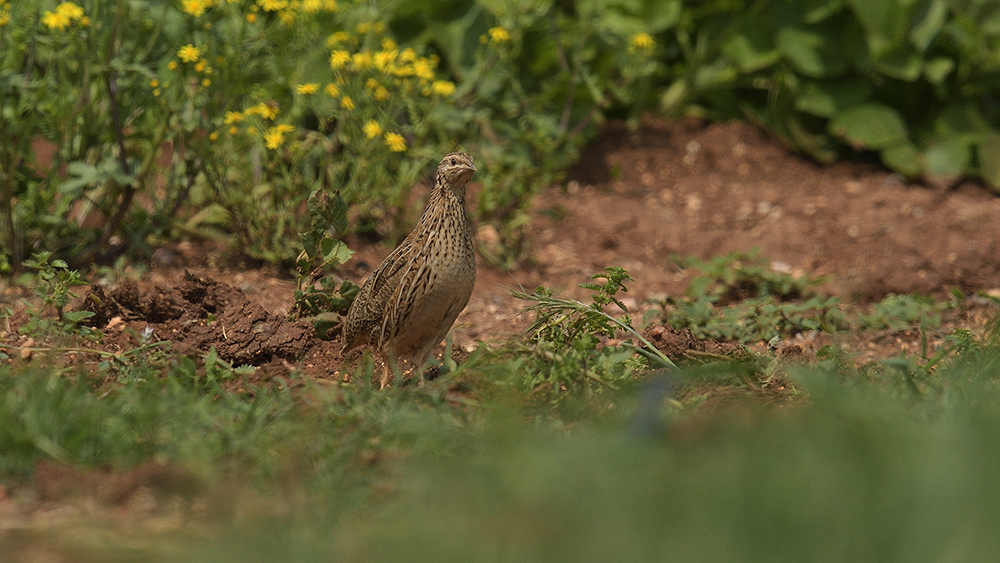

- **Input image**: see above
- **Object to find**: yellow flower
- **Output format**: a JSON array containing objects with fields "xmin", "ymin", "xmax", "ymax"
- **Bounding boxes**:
[
  {"xmin": 356, "ymin": 21, "xmax": 372, "ymax": 34},
  {"xmin": 399, "ymin": 48, "xmax": 417, "ymax": 63},
  {"xmin": 168, "ymin": 60, "xmax": 178, "ymax": 70},
  {"xmin": 431, "ymin": 80, "xmax": 455, "ymax": 96},
  {"xmin": 341, "ymin": 96, "xmax": 355, "ymax": 110},
  {"xmin": 194, "ymin": 59, "xmax": 207, "ymax": 72},
  {"xmin": 374, "ymin": 50, "xmax": 397, "ymax": 72},
  {"xmin": 324, "ymin": 0, "xmax": 338, "ymax": 11},
  {"xmin": 363, "ymin": 120, "xmax": 382, "ymax": 139},
  {"xmin": 279, "ymin": 9, "xmax": 294, "ymax": 24},
  {"xmin": 56, "ymin": 2, "xmax": 84, "ymax": 20},
  {"xmin": 381, "ymin": 38, "xmax": 397, "ymax": 51},
  {"xmin": 201, "ymin": 78, "xmax": 211, "ymax": 87},
  {"xmin": 296, "ymin": 83, "xmax": 319, "ymax": 94},
  {"xmin": 79, "ymin": 15, "xmax": 90, "ymax": 26},
  {"xmin": 181, "ymin": 0, "xmax": 212, "ymax": 17},
  {"xmin": 329, "ymin": 50, "xmax": 351, "ymax": 69},
  {"xmin": 246, "ymin": 13, "xmax": 257, "ymax": 23},
  {"xmin": 630, "ymin": 32, "xmax": 655, "ymax": 51},
  {"xmin": 324, "ymin": 83, "xmax": 340, "ymax": 97},
  {"xmin": 326, "ymin": 31, "xmax": 350, "ymax": 46},
  {"xmin": 150, "ymin": 79, "xmax": 160, "ymax": 88},
  {"xmin": 228, "ymin": 126, "xmax": 239, "ymax": 135},
  {"xmin": 412, "ymin": 59, "xmax": 434, "ymax": 80},
  {"xmin": 257, "ymin": 0, "xmax": 288, "ymax": 11},
  {"xmin": 302, "ymin": 0, "xmax": 322, "ymax": 13},
  {"xmin": 247, "ymin": 126, "xmax": 258, "ymax": 136},
  {"xmin": 264, "ymin": 128, "xmax": 285, "ymax": 149},
  {"xmin": 275, "ymin": 124, "xmax": 295, "ymax": 133},
  {"xmin": 374, "ymin": 86, "xmax": 390, "ymax": 101},
  {"xmin": 225, "ymin": 111, "xmax": 243, "ymax": 124},
  {"xmin": 209, "ymin": 132, "xmax": 219, "ymax": 141},
  {"xmin": 488, "ymin": 27, "xmax": 510, "ymax": 42},
  {"xmin": 0, "ymin": 7, "xmax": 10, "ymax": 27},
  {"xmin": 251, "ymin": 102, "xmax": 279, "ymax": 120},
  {"xmin": 366, "ymin": 78, "xmax": 379, "ymax": 90},
  {"xmin": 153, "ymin": 88, "xmax": 161, "ymax": 97},
  {"xmin": 42, "ymin": 11, "xmax": 71, "ymax": 30},
  {"xmin": 352, "ymin": 51, "xmax": 372, "ymax": 70},
  {"xmin": 384, "ymin": 132, "xmax": 406, "ymax": 152},
  {"xmin": 178, "ymin": 44, "xmax": 201, "ymax": 63}
]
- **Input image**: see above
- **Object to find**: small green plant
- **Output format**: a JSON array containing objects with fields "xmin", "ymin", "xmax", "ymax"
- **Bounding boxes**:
[
  {"xmin": 674, "ymin": 249, "xmax": 824, "ymax": 303},
  {"xmin": 664, "ymin": 294, "xmax": 846, "ymax": 344},
  {"xmin": 859, "ymin": 293, "xmax": 949, "ymax": 331},
  {"xmin": 509, "ymin": 267, "xmax": 675, "ymax": 404},
  {"xmin": 18, "ymin": 251, "xmax": 96, "ymax": 337},
  {"xmin": 660, "ymin": 251, "xmax": 843, "ymax": 343},
  {"xmin": 291, "ymin": 188, "xmax": 359, "ymax": 338}
]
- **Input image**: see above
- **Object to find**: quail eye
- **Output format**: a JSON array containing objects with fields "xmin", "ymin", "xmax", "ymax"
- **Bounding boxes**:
[{"xmin": 450, "ymin": 158, "xmax": 456, "ymax": 166}]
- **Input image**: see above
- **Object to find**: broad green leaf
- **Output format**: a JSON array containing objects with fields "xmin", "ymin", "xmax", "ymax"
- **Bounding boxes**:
[
  {"xmin": 921, "ymin": 138, "xmax": 971, "ymax": 182},
  {"xmin": 872, "ymin": 46, "xmax": 923, "ymax": 81},
  {"xmin": 881, "ymin": 141, "xmax": 922, "ymax": 177},
  {"xmin": 984, "ymin": 6, "xmax": 1000, "ymax": 35},
  {"xmin": 776, "ymin": 27, "xmax": 847, "ymax": 77},
  {"xmin": 802, "ymin": 0, "xmax": 845, "ymax": 23},
  {"xmin": 909, "ymin": 0, "xmax": 948, "ymax": 51},
  {"xmin": 693, "ymin": 60, "xmax": 737, "ymax": 90},
  {"xmin": 933, "ymin": 103, "xmax": 992, "ymax": 143},
  {"xmin": 978, "ymin": 133, "xmax": 1000, "ymax": 191},
  {"xmin": 845, "ymin": 0, "xmax": 911, "ymax": 56},
  {"xmin": 795, "ymin": 79, "xmax": 874, "ymax": 117},
  {"xmin": 923, "ymin": 57, "xmax": 955, "ymax": 84},
  {"xmin": 828, "ymin": 103, "xmax": 908, "ymax": 149},
  {"xmin": 722, "ymin": 29, "xmax": 781, "ymax": 73}
]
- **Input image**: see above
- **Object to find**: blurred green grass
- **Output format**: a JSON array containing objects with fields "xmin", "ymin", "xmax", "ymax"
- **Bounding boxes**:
[{"xmin": 4, "ymin": 324, "xmax": 1000, "ymax": 562}]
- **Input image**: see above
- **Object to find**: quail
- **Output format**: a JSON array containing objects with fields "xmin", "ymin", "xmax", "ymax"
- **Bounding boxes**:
[{"xmin": 342, "ymin": 152, "xmax": 478, "ymax": 388}]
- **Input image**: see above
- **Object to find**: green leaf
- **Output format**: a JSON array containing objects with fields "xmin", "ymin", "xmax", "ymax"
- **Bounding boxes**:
[
  {"xmin": 871, "ymin": 46, "xmax": 923, "ymax": 81},
  {"xmin": 921, "ymin": 138, "xmax": 971, "ymax": 182},
  {"xmin": 881, "ymin": 141, "xmax": 922, "ymax": 177},
  {"xmin": 693, "ymin": 60, "xmax": 737, "ymax": 90},
  {"xmin": 909, "ymin": 0, "xmax": 948, "ymax": 51},
  {"xmin": 932, "ymin": 103, "xmax": 992, "ymax": 143},
  {"xmin": 777, "ymin": 27, "xmax": 847, "ymax": 77},
  {"xmin": 795, "ymin": 79, "xmax": 874, "ymax": 117},
  {"xmin": 978, "ymin": 133, "xmax": 1000, "ymax": 192},
  {"xmin": 828, "ymin": 104, "xmax": 909, "ymax": 150},
  {"xmin": 845, "ymin": 0, "xmax": 910, "ymax": 56},
  {"xmin": 802, "ymin": 0, "xmax": 845, "ymax": 23},
  {"xmin": 923, "ymin": 57, "xmax": 955, "ymax": 84},
  {"xmin": 722, "ymin": 16, "xmax": 782, "ymax": 73},
  {"xmin": 722, "ymin": 32, "xmax": 781, "ymax": 73},
  {"xmin": 320, "ymin": 239, "xmax": 354, "ymax": 268}
]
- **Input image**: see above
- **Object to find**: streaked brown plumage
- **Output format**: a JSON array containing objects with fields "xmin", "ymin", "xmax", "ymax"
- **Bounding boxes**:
[{"xmin": 342, "ymin": 152, "xmax": 477, "ymax": 388}]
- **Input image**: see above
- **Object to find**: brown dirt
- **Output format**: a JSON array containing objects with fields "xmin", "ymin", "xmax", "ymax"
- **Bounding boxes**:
[{"xmin": 537, "ymin": 117, "xmax": 1000, "ymax": 302}]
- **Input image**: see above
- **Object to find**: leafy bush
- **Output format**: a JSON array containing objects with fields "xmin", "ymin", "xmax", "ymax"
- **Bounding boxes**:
[
  {"xmin": 659, "ymin": 0, "xmax": 1000, "ymax": 189},
  {"xmin": 0, "ymin": 0, "xmax": 663, "ymax": 271}
]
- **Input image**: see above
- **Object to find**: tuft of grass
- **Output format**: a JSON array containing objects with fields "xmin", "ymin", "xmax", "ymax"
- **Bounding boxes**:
[{"xmin": 506, "ymin": 268, "xmax": 676, "ymax": 406}]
